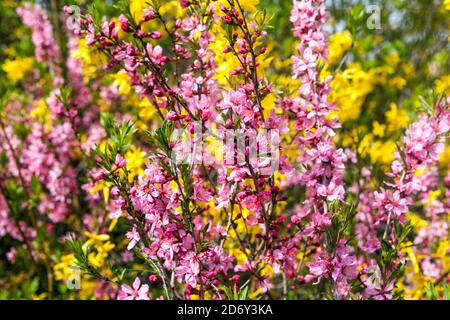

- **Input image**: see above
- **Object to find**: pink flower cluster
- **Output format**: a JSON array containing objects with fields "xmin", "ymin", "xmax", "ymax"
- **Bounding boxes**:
[
  {"xmin": 288, "ymin": 0, "xmax": 344, "ymax": 200},
  {"xmin": 17, "ymin": 3, "xmax": 63, "ymax": 86},
  {"xmin": 353, "ymin": 99, "xmax": 450, "ymax": 299},
  {"xmin": 282, "ymin": 0, "xmax": 353, "ymax": 297},
  {"xmin": 109, "ymin": 162, "xmax": 233, "ymax": 297},
  {"xmin": 376, "ymin": 102, "xmax": 449, "ymax": 226},
  {"xmin": 22, "ymin": 122, "xmax": 77, "ymax": 223}
]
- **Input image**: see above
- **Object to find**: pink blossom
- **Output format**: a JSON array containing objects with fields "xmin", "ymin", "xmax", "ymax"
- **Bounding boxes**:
[
  {"xmin": 114, "ymin": 153, "xmax": 127, "ymax": 168},
  {"xmin": 126, "ymin": 226, "xmax": 140, "ymax": 250},
  {"xmin": 117, "ymin": 278, "xmax": 150, "ymax": 300}
]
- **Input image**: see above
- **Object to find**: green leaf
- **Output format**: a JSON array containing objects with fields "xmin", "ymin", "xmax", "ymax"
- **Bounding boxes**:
[
  {"xmin": 239, "ymin": 285, "xmax": 249, "ymax": 300},
  {"xmin": 443, "ymin": 284, "xmax": 450, "ymax": 300},
  {"xmin": 29, "ymin": 277, "xmax": 40, "ymax": 295},
  {"xmin": 30, "ymin": 176, "xmax": 41, "ymax": 197},
  {"xmin": 146, "ymin": 121, "xmax": 176, "ymax": 160},
  {"xmin": 425, "ymin": 283, "xmax": 439, "ymax": 300},
  {"xmin": 0, "ymin": 149, "xmax": 8, "ymax": 167},
  {"xmin": 418, "ymin": 95, "xmax": 433, "ymax": 115},
  {"xmin": 223, "ymin": 286, "xmax": 233, "ymax": 300},
  {"xmin": 100, "ymin": 112, "xmax": 114, "ymax": 133},
  {"xmin": 348, "ymin": 4, "xmax": 365, "ymax": 36}
]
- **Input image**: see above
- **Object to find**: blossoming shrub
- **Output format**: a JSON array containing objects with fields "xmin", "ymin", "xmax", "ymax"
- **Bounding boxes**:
[{"xmin": 0, "ymin": 0, "xmax": 449, "ymax": 300}]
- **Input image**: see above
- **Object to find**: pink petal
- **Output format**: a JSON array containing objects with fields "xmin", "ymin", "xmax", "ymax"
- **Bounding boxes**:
[{"xmin": 132, "ymin": 277, "xmax": 141, "ymax": 290}]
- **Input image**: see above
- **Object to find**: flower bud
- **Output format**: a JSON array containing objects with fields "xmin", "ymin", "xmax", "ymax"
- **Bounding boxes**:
[
  {"xmin": 136, "ymin": 28, "xmax": 146, "ymax": 38},
  {"xmin": 150, "ymin": 31, "xmax": 161, "ymax": 39},
  {"xmin": 114, "ymin": 154, "xmax": 126, "ymax": 168},
  {"xmin": 141, "ymin": 8, "xmax": 156, "ymax": 22},
  {"xmin": 148, "ymin": 275, "xmax": 159, "ymax": 282},
  {"xmin": 180, "ymin": 0, "xmax": 191, "ymax": 8},
  {"xmin": 167, "ymin": 111, "xmax": 179, "ymax": 121},
  {"xmin": 223, "ymin": 15, "xmax": 233, "ymax": 25},
  {"xmin": 99, "ymin": 37, "xmax": 109, "ymax": 47},
  {"xmin": 110, "ymin": 187, "xmax": 120, "ymax": 197},
  {"xmin": 118, "ymin": 15, "xmax": 130, "ymax": 32},
  {"xmin": 201, "ymin": 110, "xmax": 211, "ymax": 121},
  {"xmin": 223, "ymin": 45, "xmax": 233, "ymax": 53},
  {"xmin": 175, "ymin": 45, "xmax": 185, "ymax": 54},
  {"xmin": 94, "ymin": 170, "xmax": 107, "ymax": 181}
]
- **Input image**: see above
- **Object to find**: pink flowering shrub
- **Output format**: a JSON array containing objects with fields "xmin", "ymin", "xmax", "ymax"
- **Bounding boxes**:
[{"xmin": 0, "ymin": 0, "xmax": 449, "ymax": 300}]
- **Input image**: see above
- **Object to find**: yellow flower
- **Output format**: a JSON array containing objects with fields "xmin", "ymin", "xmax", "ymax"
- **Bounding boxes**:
[
  {"xmin": 389, "ymin": 76, "xmax": 407, "ymax": 90},
  {"xmin": 439, "ymin": 145, "xmax": 450, "ymax": 169},
  {"xmin": 84, "ymin": 232, "xmax": 116, "ymax": 268},
  {"xmin": 415, "ymin": 167, "xmax": 426, "ymax": 177},
  {"xmin": 260, "ymin": 264, "xmax": 274, "ymax": 278},
  {"xmin": 4, "ymin": 47, "xmax": 17, "ymax": 58},
  {"xmin": 109, "ymin": 217, "xmax": 120, "ymax": 232},
  {"xmin": 365, "ymin": 139, "xmax": 395, "ymax": 164},
  {"xmin": 249, "ymin": 287, "xmax": 262, "ymax": 299},
  {"xmin": 372, "ymin": 121, "xmax": 386, "ymax": 138},
  {"xmin": 378, "ymin": 141, "xmax": 396, "ymax": 164},
  {"xmin": 435, "ymin": 75, "xmax": 450, "ymax": 96},
  {"xmin": 328, "ymin": 31, "xmax": 353, "ymax": 65},
  {"xmin": 209, "ymin": 29, "xmax": 241, "ymax": 86},
  {"xmin": 32, "ymin": 293, "xmax": 48, "ymax": 300},
  {"xmin": 203, "ymin": 134, "xmax": 225, "ymax": 165},
  {"xmin": 405, "ymin": 244, "xmax": 420, "ymax": 274},
  {"xmin": 442, "ymin": 0, "xmax": 450, "ymax": 11},
  {"xmin": 54, "ymin": 254, "xmax": 76, "ymax": 281},
  {"xmin": 72, "ymin": 39, "xmax": 106, "ymax": 82},
  {"xmin": 112, "ymin": 70, "xmax": 132, "ymax": 96},
  {"xmin": 426, "ymin": 190, "xmax": 441, "ymax": 205},
  {"xmin": 238, "ymin": 0, "xmax": 259, "ymax": 13},
  {"xmin": 262, "ymin": 92, "xmax": 278, "ymax": 119},
  {"xmin": 373, "ymin": 35, "xmax": 383, "ymax": 44},
  {"xmin": 402, "ymin": 62, "xmax": 414, "ymax": 77},
  {"xmin": 385, "ymin": 51, "xmax": 400, "ymax": 68},
  {"xmin": 137, "ymin": 98, "xmax": 158, "ymax": 123},
  {"xmin": 125, "ymin": 146, "xmax": 147, "ymax": 182},
  {"xmin": 90, "ymin": 180, "xmax": 111, "ymax": 204},
  {"xmin": 1, "ymin": 57, "xmax": 34, "ymax": 84},
  {"xmin": 190, "ymin": 287, "xmax": 213, "ymax": 300},
  {"xmin": 84, "ymin": 232, "xmax": 111, "ymax": 247},
  {"xmin": 130, "ymin": 0, "xmax": 148, "ymax": 22},
  {"xmin": 407, "ymin": 213, "xmax": 428, "ymax": 231},
  {"xmin": 386, "ymin": 103, "xmax": 409, "ymax": 133},
  {"xmin": 160, "ymin": 1, "xmax": 186, "ymax": 19},
  {"xmin": 329, "ymin": 64, "xmax": 375, "ymax": 123},
  {"xmin": 369, "ymin": 65, "xmax": 393, "ymax": 85},
  {"xmin": 30, "ymin": 99, "xmax": 52, "ymax": 128},
  {"xmin": 131, "ymin": 0, "xmax": 184, "ymax": 23},
  {"xmin": 228, "ymin": 246, "xmax": 248, "ymax": 267},
  {"xmin": 434, "ymin": 240, "xmax": 450, "ymax": 260},
  {"xmin": 216, "ymin": 0, "xmax": 259, "ymax": 13}
]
